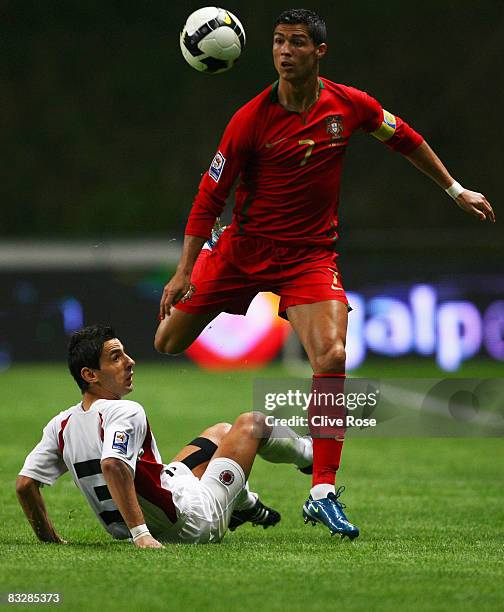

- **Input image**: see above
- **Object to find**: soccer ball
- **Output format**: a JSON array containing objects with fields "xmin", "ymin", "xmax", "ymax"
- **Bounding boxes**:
[{"xmin": 180, "ymin": 7, "xmax": 246, "ymax": 74}]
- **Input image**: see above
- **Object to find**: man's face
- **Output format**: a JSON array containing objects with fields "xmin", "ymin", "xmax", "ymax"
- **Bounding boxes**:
[
  {"xmin": 272, "ymin": 24, "xmax": 326, "ymax": 83},
  {"xmin": 85, "ymin": 338, "xmax": 135, "ymax": 399}
]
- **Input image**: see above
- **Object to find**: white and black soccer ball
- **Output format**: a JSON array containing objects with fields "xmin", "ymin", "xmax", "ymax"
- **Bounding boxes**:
[{"xmin": 180, "ymin": 7, "xmax": 246, "ymax": 74}]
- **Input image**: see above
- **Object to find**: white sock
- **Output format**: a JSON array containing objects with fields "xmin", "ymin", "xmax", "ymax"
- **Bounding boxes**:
[
  {"xmin": 310, "ymin": 483, "xmax": 335, "ymax": 500},
  {"xmin": 259, "ymin": 426, "xmax": 312, "ymax": 468},
  {"xmin": 234, "ymin": 481, "xmax": 258, "ymax": 511}
]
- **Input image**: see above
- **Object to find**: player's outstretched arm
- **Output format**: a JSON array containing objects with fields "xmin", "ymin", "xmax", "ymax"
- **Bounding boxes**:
[
  {"xmin": 15, "ymin": 476, "xmax": 66, "ymax": 543},
  {"xmin": 159, "ymin": 234, "xmax": 207, "ymax": 320},
  {"xmin": 101, "ymin": 458, "xmax": 164, "ymax": 549},
  {"xmin": 406, "ymin": 141, "xmax": 495, "ymax": 222}
]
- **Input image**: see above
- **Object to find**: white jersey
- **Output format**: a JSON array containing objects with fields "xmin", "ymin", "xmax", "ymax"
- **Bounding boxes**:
[{"xmin": 19, "ymin": 399, "xmax": 180, "ymax": 540}]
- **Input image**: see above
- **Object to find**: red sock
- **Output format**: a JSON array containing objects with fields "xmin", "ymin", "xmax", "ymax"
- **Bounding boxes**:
[
  {"xmin": 309, "ymin": 374, "xmax": 346, "ymax": 487},
  {"xmin": 311, "ymin": 438, "xmax": 344, "ymax": 486}
]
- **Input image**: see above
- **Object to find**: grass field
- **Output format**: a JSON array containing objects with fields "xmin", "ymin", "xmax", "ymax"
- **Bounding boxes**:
[{"xmin": 1, "ymin": 360, "xmax": 503, "ymax": 611}]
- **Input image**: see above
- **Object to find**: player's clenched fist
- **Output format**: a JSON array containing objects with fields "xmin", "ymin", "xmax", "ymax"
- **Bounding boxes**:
[{"xmin": 133, "ymin": 534, "xmax": 164, "ymax": 549}]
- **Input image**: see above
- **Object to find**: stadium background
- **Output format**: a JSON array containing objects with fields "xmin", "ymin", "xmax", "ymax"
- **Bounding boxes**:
[
  {"xmin": 1, "ymin": 0, "xmax": 502, "ymax": 372},
  {"xmin": 1, "ymin": 3, "xmax": 503, "ymax": 610}
]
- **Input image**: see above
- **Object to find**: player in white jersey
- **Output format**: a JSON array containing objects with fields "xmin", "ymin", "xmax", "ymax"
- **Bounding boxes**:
[{"xmin": 16, "ymin": 325, "xmax": 313, "ymax": 548}]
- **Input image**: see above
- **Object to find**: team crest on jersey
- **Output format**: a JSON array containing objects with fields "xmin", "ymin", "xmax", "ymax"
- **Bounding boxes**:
[
  {"xmin": 218, "ymin": 470, "xmax": 235, "ymax": 486},
  {"xmin": 209, "ymin": 150, "xmax": 226, "ymax": 183},
  {"xmin": 112, "ymin": 431, "xmax": 129, "ymax": 454},
  {"xmin": 326, "ymin": 115, "xmax": 344, "ymax": 139}
]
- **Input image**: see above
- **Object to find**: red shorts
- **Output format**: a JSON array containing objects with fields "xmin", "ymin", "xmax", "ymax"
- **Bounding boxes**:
[{"xmin": 175, "ymin": 231, "xmax": 348, "ymax": 319}]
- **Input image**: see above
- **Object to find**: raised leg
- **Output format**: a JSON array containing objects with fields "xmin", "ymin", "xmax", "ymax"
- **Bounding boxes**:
[
  {"xmin": 210, "ymin": 412, "xmax": 267, "ymax": 479},
  {"xmin": 154, "ymin": 308, "xmax": 219, "ymax": 355},
  {"xmin": 170, "ymin": 422, "xmax": 231, "ymax": 478}
]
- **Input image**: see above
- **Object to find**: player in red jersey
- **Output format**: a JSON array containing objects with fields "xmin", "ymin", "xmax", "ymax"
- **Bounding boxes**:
[{"xmin": 154, "ymin": 9, "xmax": 495, "ymax": 536}]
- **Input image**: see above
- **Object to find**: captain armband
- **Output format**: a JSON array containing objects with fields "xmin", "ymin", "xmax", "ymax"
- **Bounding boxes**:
[{"xmin": 371, "ymin": 109, "xmax": 397, "ymax": 142}]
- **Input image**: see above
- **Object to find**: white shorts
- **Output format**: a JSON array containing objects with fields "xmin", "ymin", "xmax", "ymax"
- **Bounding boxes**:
[{"xmin": 157, "ymin": 457, "xmax": 246, "ymax": 543}]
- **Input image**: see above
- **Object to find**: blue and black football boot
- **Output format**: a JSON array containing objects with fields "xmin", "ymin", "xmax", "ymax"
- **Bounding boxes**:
[{"xmin": 303, "ymin": 486, "xmax": 359, "ymax": 540}]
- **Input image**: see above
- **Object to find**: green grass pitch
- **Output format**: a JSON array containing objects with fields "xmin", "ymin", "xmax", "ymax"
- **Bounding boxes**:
[{"xmin": 1, "ymin": 360, "xmax": 503, "ymax": 611}]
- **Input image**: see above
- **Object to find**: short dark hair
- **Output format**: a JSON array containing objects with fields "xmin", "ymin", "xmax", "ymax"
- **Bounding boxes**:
[
  {"xmin": 68, "ymin": 324, "xmax": 116, "ymax": 392},
  {"xmin": 274, "ymin": 9, "xmax": 327, "ymax": 45}
]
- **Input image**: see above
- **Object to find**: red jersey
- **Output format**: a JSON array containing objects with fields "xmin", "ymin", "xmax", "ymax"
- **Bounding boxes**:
[{"xmin": 185, "ymin": 77, "xmax": 423, "ymax": 247}]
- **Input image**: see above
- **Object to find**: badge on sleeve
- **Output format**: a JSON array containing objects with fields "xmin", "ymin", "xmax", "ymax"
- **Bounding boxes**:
[
  {"xmin": 208, "ymin": 150, "xmax": 226, "ymax": 183},
  {"xmin": 112, "ymin": 431, "xmax": 130, "ymax": 454}
]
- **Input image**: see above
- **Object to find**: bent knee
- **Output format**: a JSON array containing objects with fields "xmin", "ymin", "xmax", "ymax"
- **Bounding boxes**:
[
  {"xmin": 207, "ymin": 422, "xmax": 232, "ymax": 441},
  {"xmin": 234, "ymin": 411, "xmax": 265, "ymax": 436},
  {"xmin": 312, "ymin": 343, "xmax": 346, "ymax": 373}
]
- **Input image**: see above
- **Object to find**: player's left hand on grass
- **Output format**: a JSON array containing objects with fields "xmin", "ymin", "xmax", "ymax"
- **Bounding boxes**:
[
  {"xmin": 133, "ymin": 534, "xmax": 165, "ymax": 549},
  {"xmin": 455, "ymin": 190, "xmax": 496, "ymax": 222}
]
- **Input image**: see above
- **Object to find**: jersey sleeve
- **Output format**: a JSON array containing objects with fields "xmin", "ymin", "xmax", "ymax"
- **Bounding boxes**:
[
  {"xmin": 101, "ymin": 401, "xmax": 147, "ymax": 475},
  {"xmin": 350, "ymin": 87, "xmax": 424, "ymax": 155},
  {"xmin": 185, "ymin": 107, "xmax": 255, "ymax": 239},
  {"xmin": 19, "ymin": 416, "xmax": 68, "ymax": 486}
]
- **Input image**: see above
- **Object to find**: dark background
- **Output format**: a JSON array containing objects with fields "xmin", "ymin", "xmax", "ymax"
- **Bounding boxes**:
[{"xmin": 2, "ymin": 0, "xmax": 503, "ymax": 244}]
